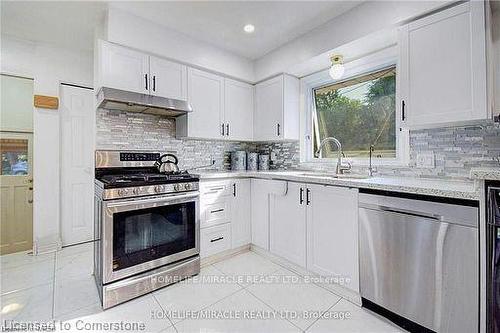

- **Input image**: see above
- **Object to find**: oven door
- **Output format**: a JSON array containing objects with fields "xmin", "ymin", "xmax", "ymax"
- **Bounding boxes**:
[{"xmin": 102, "ymin": 191, "xmax": 200, "ymax": 284}]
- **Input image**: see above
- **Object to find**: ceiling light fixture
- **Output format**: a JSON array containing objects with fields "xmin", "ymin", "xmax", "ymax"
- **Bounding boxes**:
[
  {"xmin": 329, "ymin": 55, "xmax": 345, "ymax": 80},
  {"xmin": 243, "ymin": 24, "xmax": 255, "ymax": 33}
]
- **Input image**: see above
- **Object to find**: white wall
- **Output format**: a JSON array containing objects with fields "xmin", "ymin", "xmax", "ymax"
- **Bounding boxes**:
[
  {"xmin": 1, "ymin": 35, "xmax": 93, "ymax": 253},
  {"xmin": 106, "ymin": 7, "xmax": 255, "ymax": 83},
  {"xmin": 254, "ymin": 1, "xmax": 451, "ymax": 81}
]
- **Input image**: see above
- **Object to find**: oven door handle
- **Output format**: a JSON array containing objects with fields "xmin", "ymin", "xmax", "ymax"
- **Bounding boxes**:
[{"xmin": 105, "ymin": 191, "xmax": 200, "ymax": 209}]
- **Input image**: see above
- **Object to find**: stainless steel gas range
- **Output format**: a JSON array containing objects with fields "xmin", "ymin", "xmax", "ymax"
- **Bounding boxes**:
[{"xmin": 94, "ymin": 150, "xmax": 200, "ymax": 309}]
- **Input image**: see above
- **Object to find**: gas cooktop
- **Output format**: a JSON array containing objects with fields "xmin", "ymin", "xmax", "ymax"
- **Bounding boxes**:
[{"xmin": 97, "ymin": 170, "xmax": 198, "ymax": 189}]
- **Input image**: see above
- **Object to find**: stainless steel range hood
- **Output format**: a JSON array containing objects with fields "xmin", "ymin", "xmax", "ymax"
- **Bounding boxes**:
[{"xmin": 96, "ymin": 87, "xmax": 192, "ymax": 117}]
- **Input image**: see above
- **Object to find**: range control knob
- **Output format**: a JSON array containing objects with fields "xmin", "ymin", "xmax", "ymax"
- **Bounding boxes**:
[
  {"xmin": 154, "ymin": 185, "xmax": 165, "ymax": 193},
  {"xmin": 132, "ymin": 188, "xmax": 140, "ymax": 195},
  {"xmin": 173, "ymin": 184, "xmax": 181, "ymax": 192},
  {"xmin": 184, "ymin": 183, "xmax": 192, "ymax": 190},
  {"xmin": 117, "ymin": 188, "xmax": 129, "ymax": 197}
]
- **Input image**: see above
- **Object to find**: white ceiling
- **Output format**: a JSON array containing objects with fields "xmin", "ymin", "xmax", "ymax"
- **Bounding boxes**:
[
  {"xmin": 1, "ymin": 1, "xmax": 362, "ymax": 59},
  {"xmin": 1, "ymin": 1, "xmax": 106, "ymax": 52},
  {"xmin": 109, "ymin": 1, "xmax": 363, "ymax": 60}
]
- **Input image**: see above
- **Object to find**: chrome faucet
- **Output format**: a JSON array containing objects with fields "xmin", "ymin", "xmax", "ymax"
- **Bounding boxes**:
[
  {"xmin": 315, "ymin": 137, "xmax": 351, "ymax": 175},
  {"xmin": 368, "ymin": 145, "xmax": 377, "ymax": 177}
]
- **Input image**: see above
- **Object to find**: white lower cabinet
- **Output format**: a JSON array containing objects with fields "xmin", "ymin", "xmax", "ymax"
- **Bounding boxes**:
[
  {"xmin": 306, "ymin": 184, "xmax": 359, "ymax": 294},
  {"xmin": 231, "ymin": 179, "xmax": 251, "ymax": 248},
  {"xmin": 250, "ymin": 179, "xmax": 287, "ymax": 250},
  {"xmin": 200, "ymin": 179, "xmax": 252, "ymax": 258},
  {"xmin": 200, "ymin": 223, "xmax": 231, "ymax": 258},
  {"xmin": 269, "ymin": 182, "xmax": 307, "ymax": 267}
]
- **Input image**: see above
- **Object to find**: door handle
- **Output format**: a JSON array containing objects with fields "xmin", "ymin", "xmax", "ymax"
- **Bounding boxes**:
[
  {"xmin": 210, "ymin": 208, "xmax": 224, "ymax": 214},
  {"xmin": 233, "ymin": 183, "xmax": 236, "ymax": 197},
  {"xmin": 145, "ymin": 74, "xmax": 148, "ymax": 91},
  {"xmin": 277, "ymin": 123, "xmax": 281, "ymax": 136},
  {"xmin": 306, "ymin": 188, "xmax": 311, "ymax": 205},
  {"xmin": 221, "ymin": 123, "xmax": 225, "ymax": 136},
  {"xmin": 299, "ymin": 187, "xmax": 304, "ymax": 205},
  {"xmin": 226, "ymin": 123, "xmax": 230, "ymax": 136},
  {"xmin": 210, "ymin": 237, "xmax": 224, "ymax": 243},
  {"xmin": 153, "ymin": 75, "xmax": 156, "ymax": 92}
]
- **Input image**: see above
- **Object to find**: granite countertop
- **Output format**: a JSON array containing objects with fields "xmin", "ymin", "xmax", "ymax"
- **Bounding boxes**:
[
  {"xmin": 195, "ymin": 170, "xmax": 479, "ymax": 200},
  {"xmin": 470, "ymin": 167, "xmax": 500, "ymax": 181}
]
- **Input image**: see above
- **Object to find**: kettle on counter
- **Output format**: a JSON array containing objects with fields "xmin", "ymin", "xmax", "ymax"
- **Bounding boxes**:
[{"xmin": 155, "ymin": 153, "xmax": 180, "ymax": 174}]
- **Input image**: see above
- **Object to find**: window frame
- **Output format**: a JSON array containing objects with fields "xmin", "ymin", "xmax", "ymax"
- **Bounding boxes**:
[{"xmin": 300, "ymin": 47, "xmax": 409, "ymax": 166}]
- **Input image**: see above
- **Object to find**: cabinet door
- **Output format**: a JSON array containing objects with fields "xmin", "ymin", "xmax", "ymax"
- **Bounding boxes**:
[
  {"xmin": 270, "ymin": 182, "xmax": 306, "ymax": 267},
  {"xmin": 99, "ymin": 41, "xmax": 149, "ymax": 94},
  {"xmin": 149, "ymin": 56, "xmax": 187, "ymax": 101},
  {"xmin": 399, "ymin": 1, "xmax": 487, "ymax": 128},
  {"xmin": 251, "ymin": 179, "xmax": 271, "ymax": 250},
  {"xmin": 224, "ymin": 79, "xmax": 254, "ymax": 141},
  {"xmin": 186, "ymin": 68, "xmax": 224, "ymax": 139},
  {"xmin": 254, "ymin": 76, "xmax": 283, "ymax": 141},
  {"xmin": 231, "ymin": 179, "xmax": 251, "ymax": 248},
  {"xmin": 306, "ymin": 184, "xmax": 359, "ymax": 293}
]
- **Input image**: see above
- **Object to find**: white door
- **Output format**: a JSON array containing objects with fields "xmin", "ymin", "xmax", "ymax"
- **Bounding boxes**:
[
  {"xmin": 150, "ymin": 56, "xmax": 188, "ymax": 101},
  {"xmin": 270, "ymin": 182, "xmax": 306, "ymax": 267},
  {"xmin": 231, "ymin": 179, "xmax": 251, "ymax": 248},
  {"xmin": 99, "ymin": 40, "xmax": 150, "ymax": 94},
  {"xmin": 306, "ymin": 184, "xmax": 359, "ymax": 293},
  {"xmin": 399, "ymin": 1, "xmax": 487, "ymax": 128},
  {"xmin": 224, "ymin": 79, "xmax": 253, "ymax": 141},
  {"xmin": 254, "ymin": 75, "xmax": 283, "ymax": 141},
  {"xmin": 0, "ymin": 132, "xmax": 33, "ymax": 255},
  {"xmin": 186, "ymin": 68, "xmax": 224, "ymax": 139},
  {"xmin": 60, "ymin": 84, "xmax": 95, "ymax": 246}
]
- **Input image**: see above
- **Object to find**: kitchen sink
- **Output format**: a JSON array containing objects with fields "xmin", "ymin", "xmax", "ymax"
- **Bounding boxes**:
[{"xmin": 296, "ymin": 172, "xmax": 369, "ymax": 180}]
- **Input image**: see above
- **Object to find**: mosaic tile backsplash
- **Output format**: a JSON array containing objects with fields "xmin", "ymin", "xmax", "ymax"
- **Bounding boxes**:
[
  {"xmin": 96, "ymin": 109, "xmax": 300, "ymax": 171},
  {"xmin": 97, "ymin": 109, "xmax": 500, "ymax": 178}
]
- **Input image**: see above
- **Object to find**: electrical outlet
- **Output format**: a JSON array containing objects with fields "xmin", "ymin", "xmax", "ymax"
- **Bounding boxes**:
[{"xmin": 416, "ymin": 152, "xmax": 435, "ymax": 168}]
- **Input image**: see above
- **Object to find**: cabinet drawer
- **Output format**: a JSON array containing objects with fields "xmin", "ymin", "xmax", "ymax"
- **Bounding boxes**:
[
  {"xmin": 201, "ymin": 200, "xmax": 231, "ymax": 228},
  {"xmin": 200, "ymin": 180, "xmax": 233, "ymax": 198},
  {"xmin": 200, "ymin": 223, "xmax": 231, "ymax": 258}
]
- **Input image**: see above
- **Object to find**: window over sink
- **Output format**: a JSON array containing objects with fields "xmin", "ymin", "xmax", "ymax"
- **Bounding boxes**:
[
  {"xmin": 303, "ymin": 52, "xmax": 409, "ymax": 165},
  {"xmin": 313, "ymin": 67, "xmax": 396, "ymax": 159}
]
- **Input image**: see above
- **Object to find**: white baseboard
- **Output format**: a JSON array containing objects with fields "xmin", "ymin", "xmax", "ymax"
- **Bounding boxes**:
[
  {"xmin": 250, "ymin": 244, "xmax": 362, "ymax": 305},
  {"xmin": 33, "ymin": 234, "xmax": 62, "ymax": 255},
  {"xmin": 200, "ymin": 244, "xmax": 251, "ymax": 267}
]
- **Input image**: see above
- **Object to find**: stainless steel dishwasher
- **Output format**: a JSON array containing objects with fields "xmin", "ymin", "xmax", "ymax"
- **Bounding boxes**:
[{"xmin": 359, "ymin": 192, "xmax": 479, "ymax": 333}]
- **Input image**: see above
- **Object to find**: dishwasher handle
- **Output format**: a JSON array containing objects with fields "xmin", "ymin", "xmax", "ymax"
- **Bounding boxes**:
[{"xmin": 362, "ymin": 203, "xmax": 444, "ymax": 221}]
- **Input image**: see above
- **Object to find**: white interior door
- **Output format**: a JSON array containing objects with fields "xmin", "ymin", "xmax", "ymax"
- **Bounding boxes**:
[{"xmin": 60, "ymin": 84, "xmax": 94, "ymax": 246}]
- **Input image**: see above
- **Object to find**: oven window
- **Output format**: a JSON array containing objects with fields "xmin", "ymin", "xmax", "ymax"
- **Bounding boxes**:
[{"xmin": 113, "ymin": 201, "xmax": 196, "ymax": 271}]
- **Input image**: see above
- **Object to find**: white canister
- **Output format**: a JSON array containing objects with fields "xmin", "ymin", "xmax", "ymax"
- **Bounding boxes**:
[
  {"xmin": 247, "ymin": 152, "xmax": 258, "ymax": 171},
  {"xmin": 258, "ymin": 154, "xmax": 270, "ymax": 170}
]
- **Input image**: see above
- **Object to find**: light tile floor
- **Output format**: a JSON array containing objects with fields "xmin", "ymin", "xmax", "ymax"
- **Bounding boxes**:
[{"xmin": 1, "ymin": 243, "xmax": 404, "ymax": 332}]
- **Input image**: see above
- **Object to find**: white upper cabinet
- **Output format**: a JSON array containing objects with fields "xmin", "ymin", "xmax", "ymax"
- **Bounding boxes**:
[
  {"xmin": 149, "ymin": 56, "xmax": 187, "ymax": 101},
  {"xmin": 306, "ymin": 184, "xmax": 359, "ymax": 294},
  {"xmin": 224, "ymin": 78, "xmax": 254, "ymax": 141},
  {"xmin": 177, "ymin": 68, "xmax": 224, "ymax": 139},
  {"xmin": 99, "ymin": 40, "xmax": 149, "ymax": 94},
  {"xmin": 254, "ymin": 74, "xmax": 299, "ymax": 141},
  {"xmin": 398, "ymin": 1, "xmax": 488, "ymax": 128},
  {"xmin": 98, "ymin": 40, "xmax": 188, "ymax": 101}
]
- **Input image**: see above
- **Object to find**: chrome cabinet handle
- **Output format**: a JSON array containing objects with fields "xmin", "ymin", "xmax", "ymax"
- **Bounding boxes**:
[
  {"xmin": 210, "ymin": 237, "xmax": 224, "ymax": 243},
  {"xmin": 299, "ymin": 187, "xmax": 304, "ymax": 205},
  {"xmin": 306, "ymin": 188, "xmax": 311, "ymax": 205},
  {"xmin": 153, "ymin": 75, "xmax": 156, "ymax": 92},
  {"xmin": 233, "ymin": 183, "xmax": 236, "ymax": 197},
  {"xmin": 226, "ymin": 123, "xmax": 230, "ymax": 136},
  {"xmin": 401, "ymin": 100, "xmax": 406, "ymax": 121},
  {"xmin": 277, "ymin": 123, "xmax": 281, "ymax": 136},
  {"xmin": 145, "ymin": 74, "xmax": 148, "ymax": 91},
  {"xmin": 210, "ymin": 208, "xmax": 224, "ymax": 214},
  {"xmin": 221, "ymin": 123, "xmax": 225, "ymax": 136}
]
